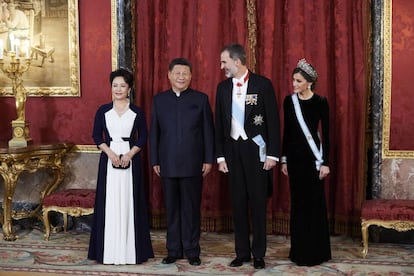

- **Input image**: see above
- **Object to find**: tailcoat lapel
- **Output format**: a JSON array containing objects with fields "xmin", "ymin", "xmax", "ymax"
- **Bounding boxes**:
[
  {"xmin": 224, "ymin": 80, "xmax": 233, "ymax": 124},
  {"xmin": 244, "ymin": 73, "xmax": 257, "ymax": 120}
]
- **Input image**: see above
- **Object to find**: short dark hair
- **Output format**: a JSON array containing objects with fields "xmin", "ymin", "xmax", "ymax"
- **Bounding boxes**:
[
  {"xmin": 169, "ymin": 58, "xmax": 192, "ymax": 72},
  {"xmin": 109, "ymin": 68, "xmax": 134, "ymax": 87},
  {"xmin": 221, "ymin": 43, "xmax": 247, "ymax": 65}
]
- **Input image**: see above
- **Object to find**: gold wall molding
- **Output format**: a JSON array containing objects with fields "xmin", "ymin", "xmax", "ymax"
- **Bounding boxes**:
[
  {"xmin": 246, "ymin": 0, "xmax": 257, "ymax": 72},
  {"xmin": 73, "ymin": 145, "xmax": 99, "ymax": 153},
  {"xmin": 382, "ymin": 0, "xmax": 414, "ymax": 158},
  {"xmin": 111, "ymin": 0, "xmax": 118, "ymax": 70}
]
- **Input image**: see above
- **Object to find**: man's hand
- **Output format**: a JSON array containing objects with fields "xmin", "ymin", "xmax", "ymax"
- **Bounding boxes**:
[
  {"xmin": 218, "ymin": 161, "xmax": 229, "ymax": 173},
  {"xmin": 202, "ymin": 163, "xmax": 212, "ymax": 177},
  {"xmin": 263, "ymin": 158, "xmax": 276, "ymax": 170},
  {"xmin": 281, "ymin": 163, "xmax": 288, "ymax": 176},
  {"xmin": 153, "ymin": 165, "xmax": 161, "ymax": 177}
]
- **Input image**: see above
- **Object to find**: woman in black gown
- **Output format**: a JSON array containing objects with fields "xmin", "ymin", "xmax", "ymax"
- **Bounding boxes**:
[{"xmin": 281, "ymin": 59, "xmax": 331, "ymax": 266}]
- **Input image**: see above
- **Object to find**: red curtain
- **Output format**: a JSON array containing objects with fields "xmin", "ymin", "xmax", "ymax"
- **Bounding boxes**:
[
  {"xmin": 136, "ymin": 0, "xmax": 248, "ymax": 231},
  {"xmin": 137, "ymin": 0, "xmax": 369, "ymax": 235}
]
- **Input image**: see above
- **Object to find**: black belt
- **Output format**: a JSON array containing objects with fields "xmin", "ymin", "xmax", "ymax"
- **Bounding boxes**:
[{"xmin": 109, "ymin": 137, "xmax": 131, "ymax": 141}]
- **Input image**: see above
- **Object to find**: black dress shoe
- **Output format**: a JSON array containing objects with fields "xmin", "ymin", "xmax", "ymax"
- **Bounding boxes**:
[
  {"xmin": 188, "ymin": 256, "xmax": 201, "ymax": 266},
  {"xmin": 253, "ymin": 258, "xmax": 265, "ymax": 269},
  {"xmin": 162, "ymin": 256, "xmax": 177, "ymax": 264},
  {"xmin": 229, "ymin": 257, "xmax": 251, "ymax": 267}
]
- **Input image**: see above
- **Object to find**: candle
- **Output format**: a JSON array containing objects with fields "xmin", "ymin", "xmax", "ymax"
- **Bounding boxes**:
[
  {"xmin": 24, "ymin": 40, "xmax": 30, "ymax": 59},
  {"xmin": 9, "ymin": 33, "xmax": 14, "ymax": 52},
  {"xmin": 0, "ymin": 39, "xmax": 3, "ymax": 59},
  {"xmin": 15, "ymin": 39, "xmax": 20, "ymax": 58}
]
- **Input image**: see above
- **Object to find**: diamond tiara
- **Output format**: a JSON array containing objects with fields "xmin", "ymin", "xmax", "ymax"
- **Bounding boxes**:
[{"xmin": 296, "ymin": 58, "xmax": 318, "ymax": 80}]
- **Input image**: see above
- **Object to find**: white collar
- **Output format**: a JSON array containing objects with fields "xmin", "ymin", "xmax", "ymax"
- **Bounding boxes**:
[{"xmin": 232, "ymin": 70, "xmax": 249, "ymax": 84}]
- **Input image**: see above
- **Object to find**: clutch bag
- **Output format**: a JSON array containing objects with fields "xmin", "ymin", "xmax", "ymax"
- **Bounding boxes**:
[{"xmin": 112, "ymin": 154, "xmax": 130, "ymax": 169}]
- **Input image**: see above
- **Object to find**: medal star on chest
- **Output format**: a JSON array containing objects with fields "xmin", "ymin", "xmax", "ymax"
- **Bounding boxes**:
[{"xmin": 253, "ymin": 114, "xmax": 264, "ymax": 126}]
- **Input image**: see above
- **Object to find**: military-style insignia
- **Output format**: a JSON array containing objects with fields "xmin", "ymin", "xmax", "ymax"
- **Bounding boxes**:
[
  {"xmin": 253, "ymin": 114, "xmax": 264, "ymax": 126},
  {"xmin": 245, "ymin": 94, "xmax": 258, "ymax": 105}
]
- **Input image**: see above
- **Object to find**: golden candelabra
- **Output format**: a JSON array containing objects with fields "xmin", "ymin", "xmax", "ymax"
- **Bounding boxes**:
[{"xmin": 0, "ymin": 51, "xmax": 32, "ymax": 148}]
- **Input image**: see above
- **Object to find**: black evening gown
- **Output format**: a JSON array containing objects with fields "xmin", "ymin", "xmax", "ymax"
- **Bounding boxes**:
[{"xmin": 282, "ymin": 93, "xmax": 331, "ymax": 266}]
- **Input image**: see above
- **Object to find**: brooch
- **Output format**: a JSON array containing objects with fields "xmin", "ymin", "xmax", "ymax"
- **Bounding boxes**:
[
  {"xmin": 245, "ymin": 94, "xmax": 258, "ymax": 105},
  {"xmin": 253, "ymin": 114, "xmax": 264, "ymax": 126}
]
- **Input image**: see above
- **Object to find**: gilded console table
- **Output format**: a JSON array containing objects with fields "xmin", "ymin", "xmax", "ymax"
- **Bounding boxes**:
[{"xmin": 0, "ymin": 143, "xmax": 73, "ymax": 241}]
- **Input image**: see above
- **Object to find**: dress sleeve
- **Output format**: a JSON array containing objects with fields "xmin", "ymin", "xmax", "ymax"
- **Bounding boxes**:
[
  {"xmin": 133, "ymin": 108, "xmax": 148, "ymax": 149},
  {"xmin": 320, "ymin": 97, "xmax": 330, "ymax": 165},
  {"xmin": 281, "ymin": 96, "xmax": 291, "ymax": 159},
  {"xmin": 92, "ymin": 106, "xmax": 105, "ymax": 147},
  {"xmin": 149, "ymin": 98, "xmax": 159, "ymax": 166}
]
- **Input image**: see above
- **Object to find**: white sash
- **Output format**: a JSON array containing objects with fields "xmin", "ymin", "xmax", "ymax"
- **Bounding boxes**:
[{"xmin": 292, "ymin": 93, "xmax": 323, "ymax": 171}]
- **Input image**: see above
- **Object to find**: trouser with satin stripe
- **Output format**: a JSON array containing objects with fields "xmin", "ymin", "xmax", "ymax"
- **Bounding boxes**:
[{"xmin": 227, "ymin": 138, "xmax": 268, "ymax": 259}]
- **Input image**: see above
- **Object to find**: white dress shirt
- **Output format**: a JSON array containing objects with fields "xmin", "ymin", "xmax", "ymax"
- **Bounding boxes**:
[{"xmin": 230, "ymin": 71, "xmax": 249, "ymax": 140}]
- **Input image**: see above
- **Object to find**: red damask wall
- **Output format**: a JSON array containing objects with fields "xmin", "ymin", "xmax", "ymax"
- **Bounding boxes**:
[
  {"xmin": 390, "ymin": 0, "xmax": 414, "ymax": 150},
  {"xmin": 0, "ymin": 0, "xmax": 112, "ymax": 145}
]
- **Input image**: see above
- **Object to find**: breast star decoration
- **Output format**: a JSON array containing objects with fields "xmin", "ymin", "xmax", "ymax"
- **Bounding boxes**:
[{"xmin": 253, "ymin": 114, "xmax": 264, "ymax": 126}]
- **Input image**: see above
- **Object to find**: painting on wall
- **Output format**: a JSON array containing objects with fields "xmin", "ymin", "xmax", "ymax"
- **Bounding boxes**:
[
  {"xmin": 382, "ymin": 0, "xmax": 414, "ymax": 158},
  {"xmin": 0, "ymin": 0, "xmax": 80, "ymax": 97}
]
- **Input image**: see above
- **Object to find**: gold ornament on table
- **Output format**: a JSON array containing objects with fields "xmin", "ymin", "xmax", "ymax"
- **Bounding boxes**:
[{"xmin": 0, "ymin": 35, "xmax": 32, "ymax": 148}]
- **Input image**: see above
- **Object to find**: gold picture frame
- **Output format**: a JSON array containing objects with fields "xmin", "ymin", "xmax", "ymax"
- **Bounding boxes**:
[
  {"xmin": 0, "ymin": 0, "xmax": 80, "ymax": 97},
  {"xmin": 382, "ymin": 0, "xmax": 414, "ymax": 158},
  {"xmin": 111, "ymin": 0, "xmax": 118, "ymax": 71}
]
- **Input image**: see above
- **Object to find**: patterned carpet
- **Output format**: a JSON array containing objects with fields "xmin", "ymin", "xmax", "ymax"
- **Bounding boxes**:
[{"xmin": 0, "ymin": 225, "xmax": 414, "ymax": 275}]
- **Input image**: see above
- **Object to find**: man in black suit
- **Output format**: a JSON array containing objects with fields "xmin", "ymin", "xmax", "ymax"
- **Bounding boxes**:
[
  {"xmin": 215, "ymin": 44, "xmax": 280, "ymax": 269},
  {"xmin": 150, "ymin": 58, "xmax": 214, "ymax": 266}
]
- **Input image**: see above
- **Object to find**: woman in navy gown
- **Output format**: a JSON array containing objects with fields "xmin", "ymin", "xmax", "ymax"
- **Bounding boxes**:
[
  {"xmin": 281, "ymin": 59, "xmax": 331, "ymax": 266},
  {"xmin": 88, "ymin": 68, "xmax": 154, "ymax": 264}
]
